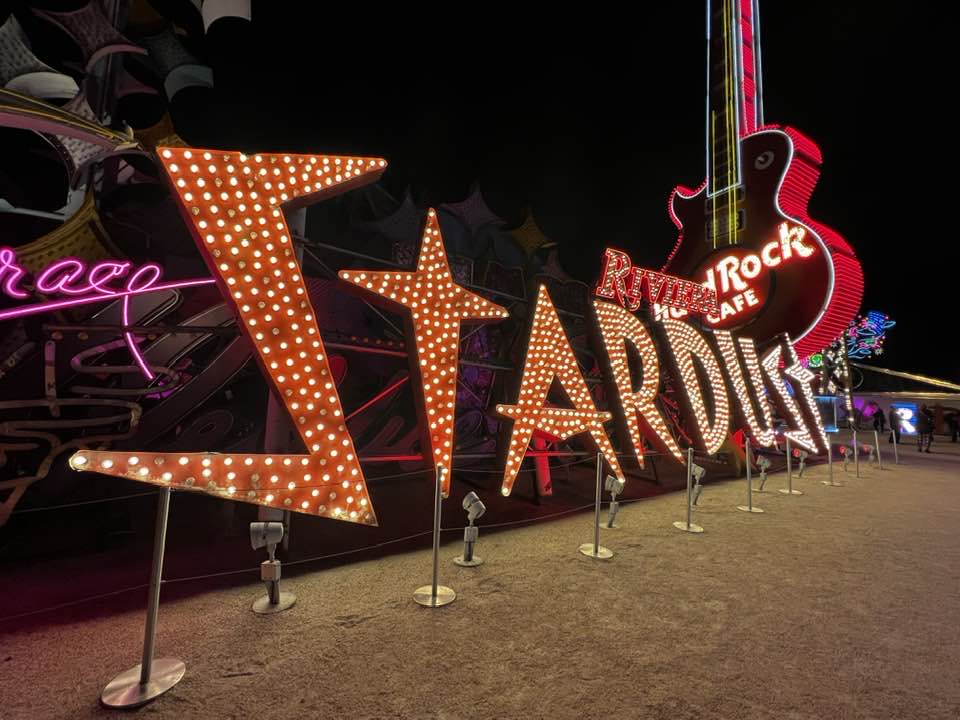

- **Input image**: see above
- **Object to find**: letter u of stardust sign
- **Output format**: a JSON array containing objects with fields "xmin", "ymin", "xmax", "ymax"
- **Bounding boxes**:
[{"xmin": 67, "ymin": 146, "xmax": 829, "ymax": 525}]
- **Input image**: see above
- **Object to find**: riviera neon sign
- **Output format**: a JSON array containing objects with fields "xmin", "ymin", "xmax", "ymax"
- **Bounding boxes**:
[{"xmin": 595, "ymin": 248, "xmax": 720, "ymax": 316}]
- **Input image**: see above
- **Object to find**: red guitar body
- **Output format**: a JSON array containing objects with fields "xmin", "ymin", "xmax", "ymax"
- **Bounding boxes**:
[{"xmin": 664, "ymin": 126, "xmax": 863, "ymax": 357}]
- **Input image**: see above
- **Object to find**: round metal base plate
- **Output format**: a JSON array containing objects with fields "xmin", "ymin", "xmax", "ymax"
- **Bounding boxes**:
[
  {"xmin": 778, "ymin": 488, "xmax": 804, "ymax": 495},
  {"xmin": 413, "ymin": 585, "xmax": 456, "ymax": 607},
  {"xmin": 672, "ymin": 520, "xmax": 704, "ymax": 533},
  {"xmin": 603, "ymin": 522, "xmax": 620, "ymax": 529},
  {"xmin": 821, "ymin": 480, "xmax": 842, "ymax": 486},
  {"xmin": 100, "ymin": 658, "xmax": 185, "ymax": 709},
  {"xmin": 252, "ymin": 591, "xmax": 296, "ymax": 615},
  {"xmin": 736, "ymin": 505, "xmax": 764, "ymax": 513},
  {"xmin": 453, "ymin": 555, "xmax": 484, "ymax": 567},
  {"xmin": 578, "ymin": 542, "xmax": 613, "ymax": 559}
]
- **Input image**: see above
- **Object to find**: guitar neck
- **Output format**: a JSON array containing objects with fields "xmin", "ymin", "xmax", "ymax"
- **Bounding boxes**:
[{"xmin": 706, "ymin": 0, "xmax": 763, "ymax": 197}]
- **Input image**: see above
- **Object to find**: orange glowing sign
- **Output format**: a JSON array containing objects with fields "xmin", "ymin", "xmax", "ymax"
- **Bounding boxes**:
[
  {"xmin": 69, "ymin": 147, "xmax": 387, "ymax": 525},
  {"xmin": 339, "ymin": 210, "xmax": 509, "ymax": 496},
  {"xmin": 497, "ymin": 285, "xmax": 625, "ymax": 496},
  {"xmin": 660, "ymin": 318, "xmax": 731, "ymax": 455},
  {"xmin": 593, "ymin": 299, "xmax": 683, "ymax": 464},
  {"xmin": 65, "ymin": 148, "xmax": 832, "ymax": 520}
]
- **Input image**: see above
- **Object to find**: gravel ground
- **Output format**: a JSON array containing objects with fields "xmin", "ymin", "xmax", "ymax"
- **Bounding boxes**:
[{"xmin": 2, "ymin": 436, "xmax": 958, "ymax": 720}]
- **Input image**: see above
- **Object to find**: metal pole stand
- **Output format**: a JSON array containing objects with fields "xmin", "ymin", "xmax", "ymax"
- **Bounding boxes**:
[
  {"xmin": 738, "ymin": 441, "xmax": 764, "ymax": 513},
  {"xmin": 454, "ymin": 525, "xmax": 483, "ymax": 567},
  {"xmin": 673, "ymin": 448, "xmax": 704, "ymax": 533},
  {"xmin": 892, "ymin": 429, "xmax": 900, "ymax": 464},
  {"xmin": 853, "ymin": 429, "xmax": 860, "ymax": 477},
  {"xmin": 778, "ymin": 437, "xmax": 803, "ymax": 495},
  {"xmin": 252, "ymin": 559, "xmax": 296, "ymax": 614},
  {"xmin": 580, "ymin": 453, "xmax": 613, "ymax": 558},
  {"xmin": 415, "ymin": 466, "xmax": 456, "ymax": 607},
  {"xmin": 822, "ymin": 441, "xmax": 842, "ymax": 486},
  {"xmin": 101, "ymin": 488, "xmax": 185, "ymax": 708},
  {"xmin": 873, "ymin": 430, "xmax": 884, "ymax": 470}
]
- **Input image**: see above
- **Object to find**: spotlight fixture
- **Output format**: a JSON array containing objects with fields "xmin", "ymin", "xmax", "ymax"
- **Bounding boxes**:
[
  {"xmin": 756, "ymin": 455, "xmax": 771, "ymax": 491},
  {"xmin": 605, "ymin": 474, "xmax": 625, "ymax": 528},
  {"xmin": 841, "ymin": 446, "xmax": 851, "ymax": 471},
  {"xmin": 796, "ymin": 449, "xmax": 809, "ymax": 477},
  {"xmin": 249, "ymin": 521, "xmax": 295, "ymax": 614},
  {"xmin": 454, "ymin": 491, "xmax": 486, "ymax": 567},
  {"xmin": 690, "ymin": 463, "xmax": 706, "ymax": 506}
]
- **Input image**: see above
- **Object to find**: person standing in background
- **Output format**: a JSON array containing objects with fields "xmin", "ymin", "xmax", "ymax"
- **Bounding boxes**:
[
  {"xmin": 873, "ymin": 407, "xmax": 886, "ymax": 435},
  {"xmin": 917, "ymin": 403, "xmax": 934, "ymax": 452},
  {"xmin": 888, "ymin": 407, "xmax": 902, "ymax": 445}
]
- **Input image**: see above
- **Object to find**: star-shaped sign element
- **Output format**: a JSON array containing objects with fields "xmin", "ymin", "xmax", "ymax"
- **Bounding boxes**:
[
  {"xmin": 496, "ymin": 285, "xmax": 625, "ymax": 496},
  {"xmin": 69, "ymin": 147, "xmax": 387, "ymax": 525},
  {"xmin": 339, "ymin": 209, "xmax": 509, "ymax": 495}
]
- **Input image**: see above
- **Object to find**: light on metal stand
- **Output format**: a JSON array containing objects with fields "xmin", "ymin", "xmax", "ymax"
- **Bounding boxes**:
[
  {"xmin": 454, "ymin": 492, "xmax": 486, "ymax": 567},
  {"xmin": 779, "ymin": 437, "xmax": 803, "ymax": 495},
  {"xmin": 250, "ymin": 522, "xmax": 296, "ymax": 614},
  {"xmin": 604, "ymin": 474, "xmax": 625, "ymax": 529},
  {"xmin": 873, "ymin": 430, "xmax": 884, "ymax": 470},
  {"xmin": 580, "ymin": 452, "xmax": 614, "ymax": 558},
  {"xmin": 738, "ymin": 440, "xmax": 764, "ymax": 513},
  {"xmin": 842, "ymin": 446, "xmax": 851, "ymax": 472},
  {"xmin": 891, "ymin": 428, "xmax": 899, "ymax": 464},
  {"xmin": 755, "ymin": 455, "xmax": 771, "ymax": 492},
  {"xmin": 415, "ymin": 465, "xmax": 456, "ymax": 607},
  {"xmin": 796, "ymin": 449, "xmax": 809, "ymax": 478},
  {"xmin": 673, "ymin": 447, "xmax": 705, "ymax": 533},
  {"xmin": 100, "ymin": 487, "xmax": 185, "ymax": 709}
]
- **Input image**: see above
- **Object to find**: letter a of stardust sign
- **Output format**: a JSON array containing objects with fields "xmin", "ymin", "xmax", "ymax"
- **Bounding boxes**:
[{"xmin": 68, "ymin": 145, "xmax": 829, "ymax": 524}]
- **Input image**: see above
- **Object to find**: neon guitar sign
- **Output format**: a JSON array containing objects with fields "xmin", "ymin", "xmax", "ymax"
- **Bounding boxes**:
[{"xmin": 662, "ymin": 0, "xmax": 863, "ymax": 357}]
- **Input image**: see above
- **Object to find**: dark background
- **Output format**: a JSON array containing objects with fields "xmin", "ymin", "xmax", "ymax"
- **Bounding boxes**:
[{"xmin": 15, "ymin": 1, "xmax": 960, "ymax": 379}]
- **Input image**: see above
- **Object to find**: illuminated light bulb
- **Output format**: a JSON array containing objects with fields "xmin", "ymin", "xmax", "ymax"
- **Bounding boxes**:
[
  {"xmin": 660, "ymin": 319, "xmax": 731, "ymax": 454},
  {"xmin": 593, "ymin": 300, "xmax": 682, "ymax": 464},
  {"xmin": 68, "ymin": 146, "xmax": 388, "ymax": 526},
  {"xmin": 72, "ymin": 455, "xmax": 88, "ymax": 467},
  {"xmin": 782, "ymin": 339, "xmax": 828, "ymax": 453},
  {"xmin": 497, "ymin": 286, "xmax": 624, "ymax": 496},
  {"xmin": 713, "ymin": 331, "xmax": 776, "ymax": 448},
  {"xmin": 101, "ymin": 459, "xmax": 114, "ymax": 469},
  {"xmin": 128, "ymin": 456, "xmax": 139, "ymax": 466},
  {"xmin": 339, "ymin": 211, "xmax": 508, "ymax": 496},
  {"xmin": 761, "ymin": 341, "xmax": 818, "ymax": 452}
]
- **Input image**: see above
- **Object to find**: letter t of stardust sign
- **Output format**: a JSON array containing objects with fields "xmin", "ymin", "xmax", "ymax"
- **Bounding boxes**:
[{"xmin": 68, "ymin": 145, "xmax": 829, "ymax": 524}]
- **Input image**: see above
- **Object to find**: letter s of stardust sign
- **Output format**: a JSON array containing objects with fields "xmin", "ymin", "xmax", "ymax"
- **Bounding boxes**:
[{"xmin": 67, "ymin": 146, "xmax": 829, "ymax": 524}]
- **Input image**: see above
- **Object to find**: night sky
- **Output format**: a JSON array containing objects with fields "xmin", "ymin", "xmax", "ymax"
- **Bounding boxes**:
[{"xmin": 41, "ymin": 2, "xmax": 960, "ymax": 379}]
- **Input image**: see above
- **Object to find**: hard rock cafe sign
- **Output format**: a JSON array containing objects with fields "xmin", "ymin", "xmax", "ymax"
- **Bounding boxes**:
[{"xmin": 64, "ymin": 146, "xmax": 829, "ymax": 526}]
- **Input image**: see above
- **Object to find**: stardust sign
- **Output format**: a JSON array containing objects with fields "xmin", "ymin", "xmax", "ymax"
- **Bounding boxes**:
[{"xmin": 67, "ymin": 146, "xmax": 829, "ymax": 526}]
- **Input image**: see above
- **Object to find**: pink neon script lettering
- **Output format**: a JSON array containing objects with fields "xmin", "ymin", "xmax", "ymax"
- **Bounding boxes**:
[
  {"xmin": 0, "ymin": 247, "xmax": 28, "ymax": 299},
  {"xmin": 0, "ymin": 248, "xmax": 216, "ymax": 323},
  {"xmin": 36, "ymin": 259, "xmax": 87, "ymax": 295}
]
